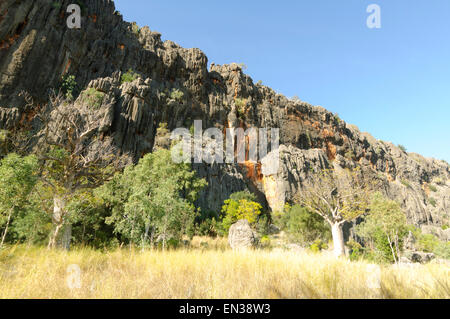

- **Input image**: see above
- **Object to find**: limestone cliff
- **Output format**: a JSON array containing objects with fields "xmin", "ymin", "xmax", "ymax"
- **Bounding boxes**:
[{"xmin": 0, "ymin": 0, "xmax": 449, "ymax": 239}]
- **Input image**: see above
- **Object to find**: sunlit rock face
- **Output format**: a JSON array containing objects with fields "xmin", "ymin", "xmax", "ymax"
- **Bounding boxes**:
[{"xmin": 0, "ymin": 0, "xmax": 449, "ymax": 233}]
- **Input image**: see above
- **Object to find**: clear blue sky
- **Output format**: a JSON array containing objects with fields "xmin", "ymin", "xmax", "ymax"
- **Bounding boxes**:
[{"xmin": 114, "ymin": 0, "xmax": 450, "ymax": 162}]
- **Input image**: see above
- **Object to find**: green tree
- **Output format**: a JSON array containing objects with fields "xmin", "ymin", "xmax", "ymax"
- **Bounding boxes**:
[
  {"xmin": 100, "ymin": 149, "xmax": 207, "ymax": 249},
  {"xmin": 277, "ymin": 204, "xmax": 331, "ymax": 245},
  {"xmin": 221, "ymin": 192, "xmax": 263, "ymax": 232},
  {"xmin": 0, "ymin": 154, "xmax": 39, "ymax": 247},
  {"xmin": 356, "ymin": 192, "xmax": 408, "ymax": 263}
]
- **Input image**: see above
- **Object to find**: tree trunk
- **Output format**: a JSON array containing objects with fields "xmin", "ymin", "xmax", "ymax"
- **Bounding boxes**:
[
  {"xmin": 387, "ymin": 234, "xmax": 397, "ymax": 264},
  {"xmin": 0, "ymin": 209, "xmax": 12, "ymax": 248},
  {"xmin": 48, "ymin": 196, "xmax": 71, "ymax": 250},
  {"xmin": 60, "ymin": 224, "xmax": 72, "ymax": 250},
  {"xmin": 331, "ymin": 222, "xmax": 346, "ymax": 258},
  {"xmin": 48, "ymin": 223, "xmax": 62, "ymax": 249}
]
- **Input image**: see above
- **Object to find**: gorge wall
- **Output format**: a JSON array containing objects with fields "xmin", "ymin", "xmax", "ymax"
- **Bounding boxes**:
[{"xmin": 1, "ymin": 0, "xmax": 449, "ymax": 240}]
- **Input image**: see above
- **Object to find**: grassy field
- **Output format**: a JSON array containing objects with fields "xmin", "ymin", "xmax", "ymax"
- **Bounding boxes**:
[{"xmin": 0, "ymin": 241, "xmax": 449, "ymax": 299}]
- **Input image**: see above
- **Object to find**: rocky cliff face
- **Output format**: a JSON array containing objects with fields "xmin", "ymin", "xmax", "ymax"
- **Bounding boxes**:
[{"xmin": 1, "ymin": 0, "xmax": 449, "ymax": 238}]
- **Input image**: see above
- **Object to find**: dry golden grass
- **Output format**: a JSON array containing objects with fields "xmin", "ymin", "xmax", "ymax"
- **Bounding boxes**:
[{"xmin": 0, "ymin": 242, "xmax": 448, "ymax": 299}]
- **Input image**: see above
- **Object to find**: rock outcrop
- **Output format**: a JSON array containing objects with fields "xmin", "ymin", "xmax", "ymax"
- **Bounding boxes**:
[
  {"xmin": 0, "ymin": 0, "xmax": 449, "ymax": 236},
  {"xmin": 228, "ymin": 220, "xmax": 256, "ymax": 249}
]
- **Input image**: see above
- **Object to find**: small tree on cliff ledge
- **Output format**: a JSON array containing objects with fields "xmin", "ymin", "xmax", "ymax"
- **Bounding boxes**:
[{"xmin": 295, "ymin": 167, "xmax": 373, "ymax": 258}]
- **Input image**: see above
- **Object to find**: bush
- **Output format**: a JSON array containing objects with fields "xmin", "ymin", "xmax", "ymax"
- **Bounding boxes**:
[
  {"xmin": 220, "ymin": 192, "xmax": 262, "ymax": 232},
  {"xmin": 169, "ymin": 89, "xmax": 184, "ymax": 102},
  {"xmin": 432, "ymin": 177, "xmax": 445, "ymax": 186},
  {"xmin": 131, "ymin": 22, "xmax": 140, "ymax": 36},
  {"xmin": 81, "ymin": 88, "xmax": 105, "ymax": 109},
  {"xmin": 344, "ymin": 150, "xmax": 355, "ymax": 160},
  {"xmin": 401, "ymin": 179, "xmax": 411, "ymax": 188},
  {"xmin": 428, "ymin": 197, "xmax": 437, "ymax": 207},
  {"xmin": 433, "ymin": 241, "xmax": 450, "ymax": 259},
  {"xmin": 194, "ymin": 210, "xmax": 220, "ymax": 237},
  {"xmin": 309, "ymin": 239, "xmax": 328, "ymax": 253},
  {"xmin": 61, "ymin": 75, "xmax": 78, "ymax": 100},
  {"xmin": 255, "ymin": 215, "xmax": 271, "ymax": 237},
  {"xmin": 355, "ymin": 193, "xmax": 408, "ymax": 263},
  {"xmin": 347, "ymin": 239, "xmax": 365, "ymax": 261},
  {"xmin": 428, "ymin": 184, "xmax": 437, "ymax": 192},
  {"xmin": 259, "ymin": 235, "xmax": 271, "ymax": 249},
  {"xmin": 229, "ymin": 190, "xmax": 257, "ymax": 202},
  {"xmin": 276, "ymin": 204, "xmax": 331, "ymax": 245},
  {"xmin": 417, "ymin": 234, "xmax": 439, "ymax": 252},
  {"xmin": 398, "ymin": 144, "xmax": 407, "ymax": 152},
  {"xmin": 333, "ymin": 113, "xmax": 341, "ymax": 124},
  {"xmin": 121, "ymin": 69, "xmax": 140, "ymax": 84},
  {"xmin": 234, "ymin": 98, "xmax": 247, "ymax": 118}
]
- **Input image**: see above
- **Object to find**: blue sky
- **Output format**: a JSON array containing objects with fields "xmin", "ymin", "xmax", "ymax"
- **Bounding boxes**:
[{"xmin": 114, "ymin": 0, "xmax": 450, "ymax": 162}]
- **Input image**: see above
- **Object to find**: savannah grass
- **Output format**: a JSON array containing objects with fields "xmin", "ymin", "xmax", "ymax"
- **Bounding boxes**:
[{"xmin": 0, "ymin": 240, "xmax": 448, "ymax": 299}]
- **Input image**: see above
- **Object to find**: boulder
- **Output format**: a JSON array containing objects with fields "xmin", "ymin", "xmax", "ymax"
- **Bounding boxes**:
[
  {"xmin": 228, "ymin": 220, "xmax": 256, "ymax": 250},
  {"xmin": 403, "ymin": 250, "xmax": 436, "ymax": 263}
]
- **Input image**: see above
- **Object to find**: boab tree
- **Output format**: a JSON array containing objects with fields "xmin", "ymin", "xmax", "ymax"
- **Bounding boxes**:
[
  {"xmin": 31, "ymin": 90, "xmax": 129, "ymax": 249},
  {"xmin": 295, "ymin": 167, "xmax": 374, "ymax": 257}
]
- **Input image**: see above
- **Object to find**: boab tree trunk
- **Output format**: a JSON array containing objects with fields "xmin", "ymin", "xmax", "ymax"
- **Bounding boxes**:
[
  {"xmin": 331, "ymin": 222, "xmax": 346, "ymax": 258},
  {"xmin": 48, "ymin": 196, "xmax": 71, "ymax": 250}
]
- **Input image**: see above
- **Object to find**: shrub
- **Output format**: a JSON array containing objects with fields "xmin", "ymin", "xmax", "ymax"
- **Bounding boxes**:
[
  {"xmin": 61, "ymin": 75, "xmax": 78, "ymax": 100},
  {"xmin": 229, "ymin": 190, "xmax": 257, "ymax": 202},
  {"xmin": 259, "ymin": 235, "xmax": 271, "ymax": 248},
  {"xmin": 428, "ymin": 184, "xmax": 437, "ymax": 192},
  {"xmin": 0, "ymin": 130, "xmax": 8, "ymax": 143},
  {"xmin": 347, "ymin": 239, "xmax": 365, "ymax": 261},
  {"xmin": 432, "ymin": 177, "xmax": 445, "ymax": 186},
  {"xmin": 276, "ymin": 204, "xmax": 331, "ymax": 245},
  {"xmin": 417, "ymin": 234, "xmax": 439, "ymax": 252},
  {"xmin": 131, "ymin": 22, "xmax": 140, "ymax": 36},
  {"xmin": 236, "ymin": 63, "xmax": 247, "ymax": 70},
  {"xmin": 234, "ymin": 98, "xmax": 245, "ymax": 108},
  {"xmin": 309, "ymin": 239, "xmax": 328, "ymax": 253},
  {"xmin": 255, "ymin": 215, "xmax": 271, "ymax": 237},
  {"xmin": 121, "ymin": 69, "xmax": 140, "ymax": 84},
  {"xmin": 169, "ymin": 89, "xmax": 184, "ymax": 102},
  {"xmin": 220, "ymin": 193, "xmax": 262, "ymax": 232},
  {"xmin": 194, "ymin": 210, "xmax": 220, "ymax": 237},
  {"xmin": 344, "ymin": 150, "xmax": 355, "ymax": 160},
  {"xmin": 398, "ymin": 144, "xmax": 407, "ymax": 152},
  {"xmin": 355, "ymin": 193, "xmax": 408, "ymax": 263},
  {"xmin": 234, "ymin": 98, "xmax": 247, "ymax": 118},
  {"xmin": 433, "ymin": 241, "xmax": 450, "ymax": 259},
  {"xmin": 428, "ymin": 197, "xmax": 437, "ymax": 207},
  {"xmin": 401, "ymin": 179, "xmax": 411, "ymax": 188},
  {"xmin": 333, "ymin": 113, "xmax": 341, "ymax": 124},
  {"xmin": 81, "ymin": 88, "xmax": 105, "ymax": 109}
]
